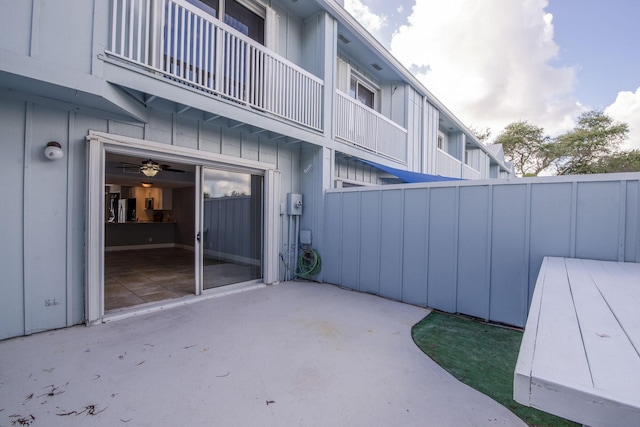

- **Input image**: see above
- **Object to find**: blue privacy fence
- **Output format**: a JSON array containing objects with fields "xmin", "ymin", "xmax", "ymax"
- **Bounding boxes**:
[{"xmin": 323, "ymin": 173, "xmax": 640, "ymax": 327}]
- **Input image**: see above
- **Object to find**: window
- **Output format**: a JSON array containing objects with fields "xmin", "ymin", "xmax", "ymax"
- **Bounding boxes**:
[
  {"xmin": 224, "ymin": 0, "xmax": 265, "ymax": 44},
  {"xmin": 188, "ymin": 0, "xmax": 265, "ymax": 45},
  {"xmin": 437, "ymin": 133, "xmax": 444, "ymax": 150},
  {"xmin": 337, "ymin": 57, "xmax": 379, "ymax": 110},
  {"xmin": 188, "ymin": 0, "xmax": 218, "ymax": 16},
  {"xmin": 350, "ymin": 78, "xmax": 375, "ymax": 109}
]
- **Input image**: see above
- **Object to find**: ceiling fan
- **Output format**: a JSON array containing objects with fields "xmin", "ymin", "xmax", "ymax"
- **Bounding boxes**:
[{"xmin": 120, "ymin": 159, "xmax": 186, "ymax": 177}]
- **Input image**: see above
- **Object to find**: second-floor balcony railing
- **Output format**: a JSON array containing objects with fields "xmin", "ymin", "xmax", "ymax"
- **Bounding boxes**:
[
  {"xmin": 334, "ymin": 90, "xmax": 407, "ymax": 163},
  {"xmin": 108, "ymin": 0, "xmax": 323, "ymax": 131},
  {"xmin": 436, "ymin": 148, "xmax": 462, "ymax": 178},
  {"xmin": 462, "ymin": 164, "xmax": 481, "ymax": 180}
]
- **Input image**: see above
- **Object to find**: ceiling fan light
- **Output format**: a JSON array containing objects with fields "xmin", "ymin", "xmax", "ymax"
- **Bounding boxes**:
[
  {"xmin": 140, "ymin": 160, "xmax": 160, "ymax": 177},
  {"xmin": 141, "ymin": 168, "xmax": 158, "ymax": 177},
  {"xmin": 141, "ymin": 182, "xmax": 153, "ymax": 188}
]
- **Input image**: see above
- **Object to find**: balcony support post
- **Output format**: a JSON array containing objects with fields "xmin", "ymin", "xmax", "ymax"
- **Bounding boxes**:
[{"xmin": 321, "ymin": 12, "xmax": 336, "ymax": 138}]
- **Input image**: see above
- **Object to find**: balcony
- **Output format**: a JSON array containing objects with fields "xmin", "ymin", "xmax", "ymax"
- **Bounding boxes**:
[
  {"xmin": 107, "ymin": 0, "xmax": 323, "ymax": 131},
  {"xmin": 334, "ymin": 90, "xmax": 408, "ymax": 163},
  {"xmin": 462, "ymin": 164, "xmax": 481, "ymax": 180},
  {"xmin": 436, "ymin": 148, "xmax": 462, "ymax": 178}
]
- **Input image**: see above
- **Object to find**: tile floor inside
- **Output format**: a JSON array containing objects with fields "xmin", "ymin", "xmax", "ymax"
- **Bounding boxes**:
[
  {"xmin": 104, "ymin": 248, "xmax": 196, "ymax": 311},
  {"xmin": 104, "ymin": 247, "xmax": 261, "ymax": 311}
]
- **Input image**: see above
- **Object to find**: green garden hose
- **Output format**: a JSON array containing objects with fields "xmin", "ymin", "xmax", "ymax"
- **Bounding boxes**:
[{"xmin": 296, "ymin": 248, "xmax": 321, "ymax": 278}]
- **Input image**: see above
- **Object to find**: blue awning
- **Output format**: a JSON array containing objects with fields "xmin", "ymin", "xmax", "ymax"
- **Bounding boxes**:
[{"xmin": 362, "ymin": 160, "xmax": 463, "ymax": 183}]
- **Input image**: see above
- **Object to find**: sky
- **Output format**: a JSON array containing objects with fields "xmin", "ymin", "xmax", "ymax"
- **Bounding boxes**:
[
  {"xmin": 203, "ymin": 169, "xmax": 251, "ymax": 198},
  {"xmin": 344, "ymin": 0, "xmax": 640, "ymax": 150}
]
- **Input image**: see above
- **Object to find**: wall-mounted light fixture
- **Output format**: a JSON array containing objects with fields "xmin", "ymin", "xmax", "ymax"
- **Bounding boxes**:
[
  {"xmin": 141, "ymin": 182, "xmax": 153, "ymax": 188},
  {"xmin": 44, "ymin": 141, "xmax": 64, "ymax": 160}
]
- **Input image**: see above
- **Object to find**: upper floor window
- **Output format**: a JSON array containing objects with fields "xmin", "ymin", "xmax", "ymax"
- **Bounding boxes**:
[
  {"xmin": 350, "ymin": 77, "xmax": 375, "ymax": 109},
  {"xmin": 437, "ymin": 132, "xmax": 445, "ymax": 150},
  {"xmin": 337, "ymin": 57, "xmax": 379, "ymax": 111},
  {"xmin": 188, "ymin": 0, "xmax": 265, "ymax": 45}
]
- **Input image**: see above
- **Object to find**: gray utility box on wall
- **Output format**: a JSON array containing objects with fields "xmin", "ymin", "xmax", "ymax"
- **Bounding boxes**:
[{"xmin": 287, "ymin": 193, "xmax": 303, "ymax": 215}]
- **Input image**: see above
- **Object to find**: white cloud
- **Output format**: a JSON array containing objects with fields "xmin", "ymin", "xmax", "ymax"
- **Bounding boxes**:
[
  {"xmin": 388, "ymin": 0, "xmax": 583, "ymax": 139},
  {"xmin": 203, "ymin": 170, "xmax": 250, "ymax": 198},
  {"xmin": 605, "ymin": 87, "xmax": 640, "ymax": 150},
  {"xmin": 346, "ymin": 0, "xmax": 639, "ymax": 149},
  {"xmin": 344, "ymin": 0, "xmax": 387, "ymax": 40}
]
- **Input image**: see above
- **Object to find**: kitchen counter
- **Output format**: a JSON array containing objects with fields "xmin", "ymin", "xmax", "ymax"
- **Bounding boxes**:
[
  {"xmin": 105, "ymin": 221, "xmax": 176, "ymax": 225},
  {"xmin": 105, "ymin": 222, "xmax": 176, "ymax": 247}
]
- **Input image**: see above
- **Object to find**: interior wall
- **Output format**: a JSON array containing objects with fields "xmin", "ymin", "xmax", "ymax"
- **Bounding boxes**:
[{"xmin": 174, "ymin": 186, "xmax": 196, "ymax": 247}]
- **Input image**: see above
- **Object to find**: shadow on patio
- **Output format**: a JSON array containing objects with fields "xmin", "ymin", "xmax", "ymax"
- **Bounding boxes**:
[{"xmin": 0, "ymin": 282, "xmax": 525, "ymax": 426}]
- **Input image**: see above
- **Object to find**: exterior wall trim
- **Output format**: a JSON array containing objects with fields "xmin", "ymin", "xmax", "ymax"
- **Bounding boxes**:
[{"xmin": 85, "ymin": 130, "xmax": 279, "ymax": 324}]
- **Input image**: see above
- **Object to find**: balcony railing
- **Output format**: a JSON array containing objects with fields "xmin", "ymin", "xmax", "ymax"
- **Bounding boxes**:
[
  {"xmin": 107, "ymin": 0, "xmax": 323, "ymax": 131},
  {"xmin": 462, "ymin": 164, "xmax": 481, "ymax": 180},
  {"xmin": 334, "ymin": 90, "xmax": 407, "ymax": 162},
  {"xmin": 436, "ymin": 149, "xmax": 462, "ymax": 178}
]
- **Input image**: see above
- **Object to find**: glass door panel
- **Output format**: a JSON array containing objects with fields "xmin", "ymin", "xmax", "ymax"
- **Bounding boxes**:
[{"xmin": 201, "ymin": 168, "xmax": 263, "ymax": 289}]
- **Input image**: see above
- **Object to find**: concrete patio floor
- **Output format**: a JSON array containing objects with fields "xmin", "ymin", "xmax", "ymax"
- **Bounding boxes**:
[{"xmin": 0, "ymin": 282, "xmax": 526, "ymax": 426}]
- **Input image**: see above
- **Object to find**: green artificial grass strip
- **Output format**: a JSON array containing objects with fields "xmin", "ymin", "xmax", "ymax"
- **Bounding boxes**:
[{"xmin": 412, "ymin": 311, "xmax": 579, "ymax": 427}]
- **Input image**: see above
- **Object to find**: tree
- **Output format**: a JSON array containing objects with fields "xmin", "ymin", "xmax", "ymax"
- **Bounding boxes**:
[
  {"xmin": 493, "ymin": 121, "xmax": 554, "ymax": 177},
  {"xmin": 590, "ymin": 150, "xmax": 640, "ymax": 174},
  {"xmin": 469, "ymin": 126, "xmax": 492, "ymax": 143},
  {"xmin": 494, "ymin": 111, "xmax": 632, "ymax": 177},
  {"xmin": 552, "ymin": 110, "xmax": 629, "ymax": 175}
]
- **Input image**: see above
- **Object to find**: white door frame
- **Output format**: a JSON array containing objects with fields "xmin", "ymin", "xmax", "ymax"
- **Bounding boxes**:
[
  {"xmin": 194, "ymin": 165, "xmax": 203, "ymax": 296},
  {"xmin": 85, "ymin": 130, "xmax": 280, "ymax": 324}
]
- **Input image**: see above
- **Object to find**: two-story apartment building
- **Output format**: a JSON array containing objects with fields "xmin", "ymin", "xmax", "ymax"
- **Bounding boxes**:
[{"xmin": 0, "ymin": 0, "xmax": 512, "ymax": 340}]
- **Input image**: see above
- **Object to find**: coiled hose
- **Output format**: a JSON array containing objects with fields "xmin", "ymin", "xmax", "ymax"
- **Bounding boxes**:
[{"xmin": 296, "ymin": 248, "xmax": 322, "ymax": 278}]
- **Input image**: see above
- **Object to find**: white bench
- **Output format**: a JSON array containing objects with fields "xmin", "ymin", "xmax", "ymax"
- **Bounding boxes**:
[{"xmin": 514, "ymin": 257, "xmax": 640, "ymax": 426}]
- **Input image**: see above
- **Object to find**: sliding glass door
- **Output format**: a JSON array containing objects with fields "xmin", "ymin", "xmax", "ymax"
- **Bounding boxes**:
[{"xmin": 200, "ymin": 168, "xmax": 263, "ymax": 290}]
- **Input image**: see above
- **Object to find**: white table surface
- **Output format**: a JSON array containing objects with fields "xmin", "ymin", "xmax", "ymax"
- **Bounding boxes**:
[{"xmin": 514, "ymin": 257, "xmax": 640, "ymax": 426}]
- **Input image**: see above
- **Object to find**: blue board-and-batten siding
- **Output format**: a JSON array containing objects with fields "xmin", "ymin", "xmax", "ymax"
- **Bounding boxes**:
[
  {"xmin": 323, "ymin": 175, "xmax": 640, "ymax": 328},
  {"xmin": 359, "ymin": 191, "xmax": 381, "ymax": 294},
  {"xmin": 0, "ymin": 96, "xmax": 301, "ymax": 340}
]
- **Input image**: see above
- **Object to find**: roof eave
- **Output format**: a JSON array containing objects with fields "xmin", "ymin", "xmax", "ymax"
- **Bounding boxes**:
[{"xmin": 317, "ymin": 0, "xmax": 511, "ymax": 172}]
